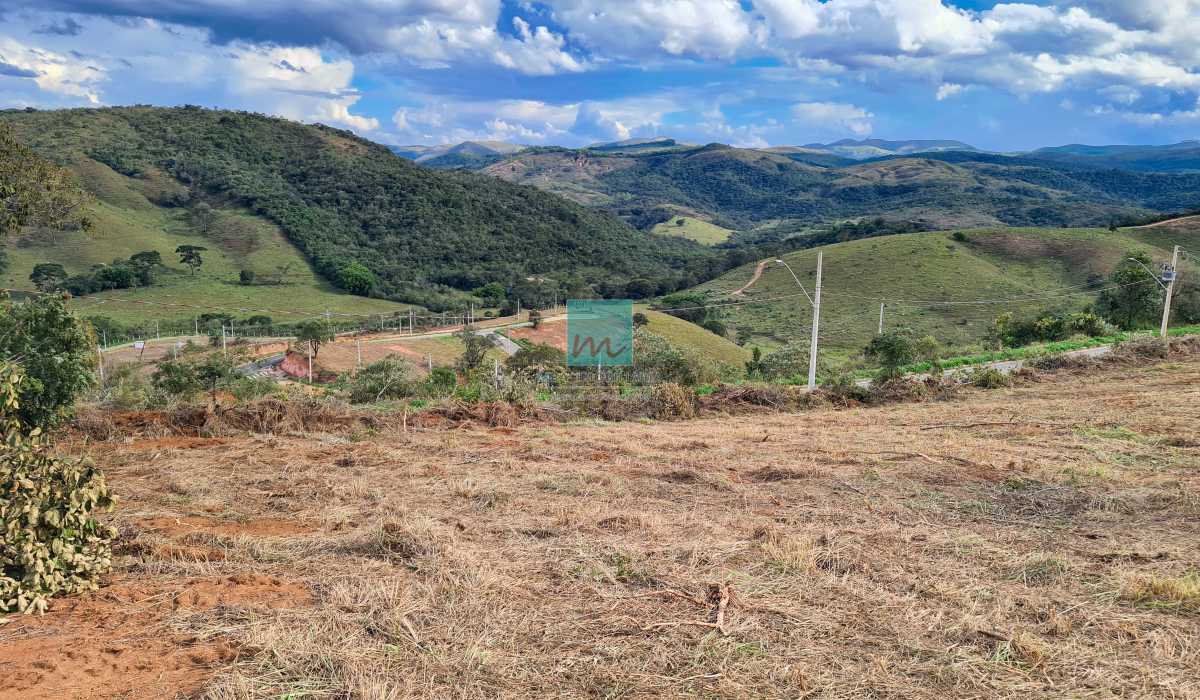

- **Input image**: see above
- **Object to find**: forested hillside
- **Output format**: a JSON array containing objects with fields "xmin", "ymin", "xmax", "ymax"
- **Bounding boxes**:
[
  {"xmin": 478, "ymin": 143, "xmax": 1200, "ymax": 232},
  {"xmin": 0, "ymin": 107, "xmax": 718, "ymax": 309}
]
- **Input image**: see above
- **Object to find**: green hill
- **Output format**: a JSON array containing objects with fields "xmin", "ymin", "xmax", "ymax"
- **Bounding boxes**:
[
  {"xmin": 0, "ymin": 107, "xmax": 717, "ymax": 312},
  {"xmin": 693, "ymin": 221, "xmax": 1200, "ymax": 354},
  {"xmin": 636, "ymin": 308, "xmax": 750, "ymax": 367},
  {"xmin": 2, "ymin": 153, "xmax": 410, "ymax": 325},
  {"xmin": 476, "ymin": 144, "xmax": 1200, "ymax": 232}
]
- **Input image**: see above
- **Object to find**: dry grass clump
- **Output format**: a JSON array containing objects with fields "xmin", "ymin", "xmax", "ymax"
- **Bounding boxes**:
[
  {"xmin": 1009, "ymin": 553, "xmax": 1070, "ymax": 586},
  {"xmin": 649, "ymin": 382, "xmax": 697, "ymax": 420},
  {"xmin": 1121, "ymin": 572, "xmax": 1200, "ymax": 614},
  {"xmin": 359, "ymin": 515, "xmax": 450, "ymax": 564}
]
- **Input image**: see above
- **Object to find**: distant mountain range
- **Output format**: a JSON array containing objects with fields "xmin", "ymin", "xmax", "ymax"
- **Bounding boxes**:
[{"xmin": 390, "ymin": 136, "xmax": 1200, "ymax": 171}]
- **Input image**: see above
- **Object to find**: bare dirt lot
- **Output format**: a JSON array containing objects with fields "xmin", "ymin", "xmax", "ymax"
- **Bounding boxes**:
[{"xmin": 4, "ymin": 359, "xmax": 1199, "ymax": 698}]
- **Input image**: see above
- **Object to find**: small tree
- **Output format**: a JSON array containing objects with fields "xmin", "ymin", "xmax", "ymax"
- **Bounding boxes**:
[
  {"xmin": 1, "ymin": 123, "xmax": 92, "ymax": 237},
  {"xmin": 455, "ymin": 328, "xmax": 494, "ymax": 375},
  {"xmin": 296, "ymin": 319, "xmax": 334, "ymax": 358},
  {"xmin": 0, "ymin": 294, "xmax": 96, "ymax": 427},
  {"xmin": 633, "ymin": 312, "xmax": 650, "ymax": 328},
  {"xmin": 1096, "ymin": 251, "xmax": 1163, "ymax": 330},
  {"xmin": 29, "ymin": 263, "xmax": 68, "ymax": 293},
  {"xmin": 239, "ymin": 269, "xmax": 256, "ymax": 285},
  {"xmin": 528, "ymin": 308, "xmax": 543, "ymax": 329},
  {"xmin": 129, "ymin": 251, "xmax": 161, "ymax": 269},
  {"xmin": 189, "ymin": 202, "xmax": 215, "ymax": 234},
  {"xmin": 175, "ymin": 245, "xmax": 207, "ymax": 275},
  {"xmin": 506, "ymin": 343, "xmax": 565, "ymax": 373},
  {"xmin": 864, "ymin": 330, "xmax": 917, "ymax": 381},
  {"xmin": 337, "ymin": 262, "xmax": 376, "ymax": 296}
]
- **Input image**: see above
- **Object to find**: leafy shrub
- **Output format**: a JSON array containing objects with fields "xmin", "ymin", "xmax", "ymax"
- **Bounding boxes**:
[
  {"xmin": 627, "ymin": 329, "xmax": 717, "ymax": 386},
  {"xmin": 506, "ymin": 344, "xmax": 565, "ymax": 374},
  {"xmin": 967, "ymin": 367, "xmax": 1010, "ymax": 389},
  {"xmin": 758, "ymin": 344, "xmax": 810, "ymax": 382},
  {"xmin": 864, "ymin": 330, "xmax": 917, "ymax": 380},
  {"xmin": 0, "ymin": 365, "xmax": 115, "ymax": 613},
  {"xmin": 426, "ymin": 367, "xmax": 457, "ymax": 396},
  {"xmin": 820, "ymin": 372, "xmax": 872, "ymax": 405},
  {"xmin": 0, "ymin": 294, "xmax": 96, "ymax": 428},
  {"xmin": 348, "ymin": 355, "xmax": 416, "ymax": 403}
]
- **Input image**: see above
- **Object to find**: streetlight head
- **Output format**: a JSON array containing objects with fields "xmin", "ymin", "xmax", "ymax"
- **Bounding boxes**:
[{"xmin": 774, "ymin": 258, "xmax": 785, "ymax": 264}]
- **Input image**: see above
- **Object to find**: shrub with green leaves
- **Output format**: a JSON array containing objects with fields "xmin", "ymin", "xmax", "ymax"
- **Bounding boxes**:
[
  {"xmin": 1, "ymin": 365, "xmax": 115, "ymax": 614},
  {"xmin": 0, "ymin": 294, "xmax": 97, "ymax": 428},
  {"xmin": 348, "ymin": 355, "xmax": 417, "ymax": 403}
]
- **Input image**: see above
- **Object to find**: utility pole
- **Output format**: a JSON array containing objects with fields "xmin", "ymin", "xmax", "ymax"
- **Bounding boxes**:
[
  {"xmin": 356, "ymin": 336, "xmax": 362, "ymax": 370},
  {"xmin": 221, "ymin": 325, "xmax": 227, "ymax": 357},
  {"xmin": 155, "ymin": 320, "xmax": 160, "ymax": 340},
  {"xmin": 516, "ymin": 298, "xmax": 521, "ymax": 321},
  {"xmin": 101, "ymin": 329, "xmax": 107, "ymax": 350},
  {"xmin": 307, "ymin": 348, "xmax": 313, "ymax": 383},
  {"xmin": 878, "ymin": 303, "xmax": 885, "ymax": 335},
  {"xmin": 807, "ymin": 251, "xmax": 823, "ymax": 391},
  {"xmin": 1161, "ymin": 244, "xmax": 1181, "ymax": 337},
  {"xmin": 409, "ymin": 309, "xmax": 415, "ymax": 335},
  {"xmin": 427, "ymin": 354, "xmax": 433, "ymax": 372},
  {"xmin": 96, "ymin": 346, "xmax": 104, "ymax": 384},
  {"xmin": 194, "ymin": 317, "xmax": 199, "ymax": 337}
]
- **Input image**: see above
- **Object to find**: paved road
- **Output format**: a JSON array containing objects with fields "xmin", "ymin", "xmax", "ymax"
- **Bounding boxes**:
[
  {"xmin": 478, "ymin": 329, "xmax": 521, "ymax": 356},
  {"xmin": 237, "ymin": 353, "xmax": 285, "ymax": 378}
]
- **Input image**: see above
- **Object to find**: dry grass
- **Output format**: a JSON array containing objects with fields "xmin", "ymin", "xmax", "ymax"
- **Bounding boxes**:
[{"xmin": 8, "ymin": 356, "xmax": 1200, "ymax": 699}]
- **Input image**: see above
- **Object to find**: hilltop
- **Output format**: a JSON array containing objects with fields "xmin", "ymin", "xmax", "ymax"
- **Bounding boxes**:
[
  {"xmin": 0, "ymin": 107, "xmax": 717, "ymax": 314},
  {"xmin": 693, "ymin": 219, "xmax": 1200, "ymax": 353}
]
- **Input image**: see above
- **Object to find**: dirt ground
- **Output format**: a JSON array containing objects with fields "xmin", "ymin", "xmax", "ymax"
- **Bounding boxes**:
[{"xmin": 3, "ymin": 359, "xmax": 1199, "ymax": 698}]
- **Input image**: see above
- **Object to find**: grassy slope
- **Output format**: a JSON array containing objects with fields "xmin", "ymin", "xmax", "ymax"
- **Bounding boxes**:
[
  {"xmin": 697, "ymin": 223, "xmax": 1200, "ymax": 353},
  {"xmin": 3, "ymin": 158, "xmax": 409, "ymax": 324},
  {"xmin": 651, "ymin": 217, "xmax": 734, "ymax": 245},
  {"xmin": 637, "ymin": 308, "xmax": 751, "ymax": 367}
]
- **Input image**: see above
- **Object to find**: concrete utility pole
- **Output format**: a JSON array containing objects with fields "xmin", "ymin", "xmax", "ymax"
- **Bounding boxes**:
[
  {"xmin": 1161, "ymin": 244, "xmax": 1181, "ymax": 337},
  {"xmin": 307, "ymin": 349, "xmax": 313, "ymax": 383},
  {"xmin": 97, "ymin": 346, "xmax": 104, "ymax": 384},
  {"xmin": 155, "ymin": 320, "xmax": 160, "ymax": 340},
  {"xmin": 194, "ymin": 317, "xmax": 199, "ymax": 336},
  {"xmin": 356, "ymin": 336, "xmax": 362, "ymax": 370},
  {"xmin": 878, "ymin": 303, "xmax": 885, "ymax": 335},
  {"xmin": 807, "ymin": 251, "xmax": 823, "ymax": 391},
  {"xmin": 221, "ymin": 325, "xmax": 227, "ymax": 357},
  {"xmin": 409, "ymin": 309, "xmax": 415, "ymax": 335}
]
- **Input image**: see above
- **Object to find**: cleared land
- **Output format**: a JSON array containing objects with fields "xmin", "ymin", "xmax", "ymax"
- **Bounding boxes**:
[
  {"xmin": 651, "ymin": 216, "xmax": 735, "ymax": 245},
  {"xmin": 5, "ymin": 355, "xmax": 1198, "ymax": 698}
]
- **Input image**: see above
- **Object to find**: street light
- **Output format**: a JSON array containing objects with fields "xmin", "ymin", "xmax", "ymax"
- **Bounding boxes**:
[
  {"xmin": 1125, "ymin": 257, "xmax": 1170, "ymax": 291},
  {"xmin": 772, "ymin": 256, "xmax": 823, "ymax": 390},
  {"xmin": 774, "ymin": 258, "xmax": 814, "ymax": 306}
]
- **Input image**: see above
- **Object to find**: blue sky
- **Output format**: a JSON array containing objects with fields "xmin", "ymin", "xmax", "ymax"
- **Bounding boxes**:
[{"xmin": 1, "ymin": 0, "xmax": 1198, "ymax": 150}]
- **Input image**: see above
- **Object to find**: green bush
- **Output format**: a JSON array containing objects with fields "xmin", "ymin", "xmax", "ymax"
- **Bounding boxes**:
[
  {"xmin": 348, "ymin": 355, "xmax": 416, "ymax": 403},
  {"xmin": 0, "ymin": 294, "xmax": 96, "ymax": 428},
  {"xmin": 0, "ymin": 365, "xmax": 115, "ymax": 614},
  {"xmin": 426, "ymin": 367, "xmax": 457, "ymax": 396},
  {"xmin": 967, "ymin": 367, "xmax": 1010, "ymax": 389},
  {"xmin": 758, "ymin": 344, "xmax": 811, "ymax": 382},
  {"xmin": 865, "ymin": 330, "xmax": 918, "ymax": 381}
]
